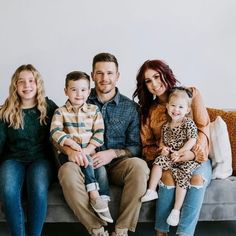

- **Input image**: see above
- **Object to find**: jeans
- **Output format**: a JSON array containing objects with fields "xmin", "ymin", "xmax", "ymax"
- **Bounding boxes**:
[
  {"xmin": 155, "ymin": 159, "xmax": 212, "ymax": 236},
  {"xmin": 58, "ymin": 153, "xmax": 109, "ymax": 197},
  {"xmin": 83, "ymin": 155, "xmax": 109, "ymax": 197},
  {"xmin": 0, "ymin": 159, "xmax": 53, "ymax": 236}
]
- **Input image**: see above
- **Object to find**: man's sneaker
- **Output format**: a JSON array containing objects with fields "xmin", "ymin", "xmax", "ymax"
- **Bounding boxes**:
[
  {"xmin": 166, "ymin": 209, "xmax": 180, "ymax": 226},
  {"xmin": 91, "ymin": 227, "xmax": 109, "ymax": 236},
  {"xmin": 141, "ymin": 189, "xmax": 158, "ymax": 202},
  {"xmin": 111, "ymin": 228, "xmax": 128, "ymax": 236},
  {"xmin": 97, "ymin": 209, "xmax": 113, "ymax": 223},
  {"xmin": 90, "ymin": 197, "xmax": 109, "ymax": 213}
]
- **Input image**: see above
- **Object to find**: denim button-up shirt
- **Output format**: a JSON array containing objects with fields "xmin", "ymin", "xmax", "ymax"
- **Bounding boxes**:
[{"xmin": 88, "ymin": 88, "xmax": 141, "ymax": 157}]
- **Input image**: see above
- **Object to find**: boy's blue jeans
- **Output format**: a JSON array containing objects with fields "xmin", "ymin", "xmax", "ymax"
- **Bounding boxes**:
[
  {"xmin": 58, "ymin": 153, "xmax": 109, "ymax": 198},
  {"xmin": 155, "ymin": 159, "xmax": 212, "ymax": 236},
  {"xmin": 0, "ymin": 159, "xmax": 53, "ymax": 236},
  {"xmin": 84, "ymin": 155, "xmax": 110, "ymax": 198}
]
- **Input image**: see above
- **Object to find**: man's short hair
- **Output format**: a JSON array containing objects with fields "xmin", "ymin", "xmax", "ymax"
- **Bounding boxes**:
[{"xmin": 92, "ymin": 52, "xmax": 119, "ymax": 71}]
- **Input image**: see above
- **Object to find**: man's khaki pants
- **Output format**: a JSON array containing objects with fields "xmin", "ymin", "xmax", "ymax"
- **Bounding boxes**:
[{"xmin": 58, "ymin": 158, "xmax": 150, "ymax": 234}]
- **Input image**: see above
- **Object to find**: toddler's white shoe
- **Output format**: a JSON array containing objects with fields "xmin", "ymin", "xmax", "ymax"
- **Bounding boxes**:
[
  {"xmin": 141, "ymin": 189, "xmax": 158, "ymax": 202},
  {"xmin": 166, "ymin": 209, "xmax": 180, "ymax": 226}
]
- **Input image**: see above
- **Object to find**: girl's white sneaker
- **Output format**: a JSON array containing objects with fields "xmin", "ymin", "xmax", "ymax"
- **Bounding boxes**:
[
  {"xmin": 166, "ymin": 209, "xmax": 180, "ymax": 226},
  {"xmin": 141, "ymin": 189, "xmax": 158, "ymax": 202}
]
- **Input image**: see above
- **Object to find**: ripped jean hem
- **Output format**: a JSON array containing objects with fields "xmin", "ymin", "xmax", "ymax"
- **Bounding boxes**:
[{"xmin": 159, "ymin": 174, "xmax": 207, "ymax": 190}]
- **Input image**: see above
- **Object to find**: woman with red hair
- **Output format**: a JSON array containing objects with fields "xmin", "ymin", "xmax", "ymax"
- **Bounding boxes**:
[{"xmin": 133, "ymin": 59, "xmax": 212, "ymax": 236}]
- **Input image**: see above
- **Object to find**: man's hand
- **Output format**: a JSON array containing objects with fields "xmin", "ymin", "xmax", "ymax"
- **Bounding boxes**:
[{"xmin": 91, "ymin": 149, "xmax": 117, "ymax": 169}]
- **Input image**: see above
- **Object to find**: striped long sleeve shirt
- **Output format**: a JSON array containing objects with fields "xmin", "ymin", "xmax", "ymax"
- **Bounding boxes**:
[{"xmin": 50, "ymin": 100, "xmax": 104, "ymax": 148}]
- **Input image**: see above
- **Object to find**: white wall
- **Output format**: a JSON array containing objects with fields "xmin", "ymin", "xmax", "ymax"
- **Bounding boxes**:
[{"xmin": 0, "ymin": 0, "xmax": 235, "ymax": 108}]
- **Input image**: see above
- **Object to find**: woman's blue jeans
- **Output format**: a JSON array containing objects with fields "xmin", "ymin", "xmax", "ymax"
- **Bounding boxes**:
[
  {"xmin": 155, "ymin": 159, "xmax": 212, "ymax": 236},
  {"xmin": 0, "ymin": 159, "xmax": 53, "ymax": 236}
]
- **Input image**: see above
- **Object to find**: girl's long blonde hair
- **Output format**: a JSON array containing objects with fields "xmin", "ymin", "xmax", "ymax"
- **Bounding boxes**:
[{"xmin": 0, "ymin": 64, "xmax": 47, "ymax": 129}]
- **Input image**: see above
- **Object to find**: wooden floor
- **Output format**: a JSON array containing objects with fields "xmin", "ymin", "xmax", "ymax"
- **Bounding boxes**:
[{"xmin": 0, "ymin": 221, "xmax": 236, "ymax": 235}]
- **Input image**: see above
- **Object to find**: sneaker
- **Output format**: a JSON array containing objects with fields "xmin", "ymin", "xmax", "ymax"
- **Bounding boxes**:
[
  {"xmin": 97, "ymin": 209, "xmax": 113, "ymax": 223},
  {"xmin": 166, "ymin": 209, "xmax": 180, "ymax": 226},
  {"xmin": 91, "ymin": 227, "xmax": 109, "ymax": 236},
  {"xmin": 141, "ymin": 189, "xmax": 158, "ymax": 202},
  {"xmin": 111, "ymin": 228, "xmax": 128, "ymax": 236},
  {"xmin": 90, "ymin": 197, "xmax": 109, "ymax": 213}
]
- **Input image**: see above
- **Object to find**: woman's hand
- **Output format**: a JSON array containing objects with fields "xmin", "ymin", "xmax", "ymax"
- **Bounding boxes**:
[{"xmin": 172, "ymin": 150, "xmax": 195, "ymax": 162}]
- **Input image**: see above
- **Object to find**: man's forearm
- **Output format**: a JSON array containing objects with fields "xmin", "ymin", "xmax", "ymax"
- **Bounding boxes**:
[{"xmin": 113, "ymin": 149, "xmax": 132, "ymax": 158}]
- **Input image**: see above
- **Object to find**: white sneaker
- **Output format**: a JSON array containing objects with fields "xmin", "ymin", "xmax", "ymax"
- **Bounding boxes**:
[
  {"xmin": 141, "ymin": 189, "xmax": 158, "ymax": 202},
  {"xmin": 91, "ymin": 227, "xmax": 109, "ymax": 236},
  {"xmin": 166, "ymin": 209, "xmax": 180, "ymax": 226},
  {"xmin": 111, "ymin": 228, "xmax": 128, "ymax": 236},
  {"xmin": 97, "ymin": 209, "xmax": 113, "ymax": 223}
]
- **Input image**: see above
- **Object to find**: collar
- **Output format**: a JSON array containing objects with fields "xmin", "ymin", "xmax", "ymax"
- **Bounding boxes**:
[
  {"xmin": 65, "ymin": 100, "xmax": 88, "ymax": 113},
  {"xmin": 89, "ymin": 88, "xmax": 120, "ymax": 105}
]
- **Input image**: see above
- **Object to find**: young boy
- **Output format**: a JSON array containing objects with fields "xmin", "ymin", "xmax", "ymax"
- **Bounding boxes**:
[{"xmin": 50, "ymin": 71, "xmax": 113, "ymax": 223}]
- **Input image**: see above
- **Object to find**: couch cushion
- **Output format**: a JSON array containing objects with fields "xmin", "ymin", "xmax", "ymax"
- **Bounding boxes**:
[
  {"xmin": 209, "ymin": 116, "xmax": 232, "ymax": 179},
  {"xmin": 207, "ymin": 108, "xmax": 236, "ymax": 175},
  {"xmin": 46, "ymin": 183, "xmax": 155, "ymax": 223},
  {"xmin": 200, "ymin": 177, "xmax": 236, "ymax": 220}
]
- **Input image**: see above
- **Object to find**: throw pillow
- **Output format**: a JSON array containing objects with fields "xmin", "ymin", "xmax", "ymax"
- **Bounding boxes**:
[
  {"xmin": 209, "ymin": 116, "xmax": 232, "ymax": 179},
  {"xmin": 207, "ymin": 108, "xmax": 236, "ymax": 175}
]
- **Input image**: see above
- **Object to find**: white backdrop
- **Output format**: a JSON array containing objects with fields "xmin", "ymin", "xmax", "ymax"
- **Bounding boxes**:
[{"xmin": 0, "ymin": 0, "xmax": 235, "ymax": 108}]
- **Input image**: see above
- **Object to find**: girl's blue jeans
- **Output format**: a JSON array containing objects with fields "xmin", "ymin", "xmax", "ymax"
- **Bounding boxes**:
[
  {"xmin": 155, "ymin": 159, "xmax": 212, "ymax": 236},
  {"xmin": 0, "ymin": 159, "xmax": 53, "ymax": 236}
]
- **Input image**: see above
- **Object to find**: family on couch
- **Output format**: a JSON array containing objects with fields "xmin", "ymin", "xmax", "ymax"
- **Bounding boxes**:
[{"xmin": 0, "ymin": 52, "xmax": 212, "ymax": 236}]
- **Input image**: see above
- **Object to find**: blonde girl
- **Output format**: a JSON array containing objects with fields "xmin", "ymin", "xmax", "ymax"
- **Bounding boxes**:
[{"xmin": 0, "ymin": 64, "xmax": 57, "ymax": 236}]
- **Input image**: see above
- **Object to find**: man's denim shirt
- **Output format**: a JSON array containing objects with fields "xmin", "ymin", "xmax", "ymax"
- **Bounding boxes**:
[{"xmin": 88, "ymin": 88, "xmax": 141, "ymax": 157}]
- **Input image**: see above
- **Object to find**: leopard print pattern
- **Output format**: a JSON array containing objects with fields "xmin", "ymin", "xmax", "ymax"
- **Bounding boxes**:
[{"xmin": 154, "ymin": 117, "xmax": 199, "ymax": 189}]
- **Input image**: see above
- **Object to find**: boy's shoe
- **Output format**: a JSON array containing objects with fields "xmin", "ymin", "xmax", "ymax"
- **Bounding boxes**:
[
  {"xmin": 141, "ymin": 189, "xmax": 158, "ymax": 202},
  {"xmin": 91, "ymin": 227, "xmax": 109, "ymax": 236},
  {"xmin": 166, "ymin": 209, "xmax": 180, "ymax": 226},
  {"xmin": 111, "ymin": 228, "xmax": 128, "ymax": 236},
  {"xmin": 90, "ymin": 197, "xmax": 109, "ymax": 213},
  {"xmin": 97, "ymin": 209, "xmax": 113, "ymax": 223}
]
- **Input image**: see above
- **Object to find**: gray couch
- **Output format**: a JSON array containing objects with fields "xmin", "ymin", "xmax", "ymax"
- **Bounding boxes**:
[
  {"xmin": 1, "ymin": 108, "xmax": 236, "ymax": 223},
  {"xmin": 1, "ymin": 176, "xmax": 236, "ymax": 223}
]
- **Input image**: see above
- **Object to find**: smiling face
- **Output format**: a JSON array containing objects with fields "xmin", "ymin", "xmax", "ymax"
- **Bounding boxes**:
[
  {"xmin": 166, "ymin": 93, "xmax": 190, "ymax": 123},
  {"xmin": 91, "ymin": 61, "xmax": 119, "ymax": 97},
  {"xmin": 144, "ymin": 69, "xmax": 167, "ymax": 101},
  {"xmin": 16, "ymin": 70, "xmax": 37, "ymax": 105},
  {"xmin": 65, "ymin": 79, "xmax": 90, "ymax": 108}
]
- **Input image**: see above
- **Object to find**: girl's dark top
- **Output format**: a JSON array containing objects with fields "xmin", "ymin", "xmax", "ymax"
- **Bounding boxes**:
[{"xmin": 0, "ymin": 97, "xmax": 58, "ymax": 162}]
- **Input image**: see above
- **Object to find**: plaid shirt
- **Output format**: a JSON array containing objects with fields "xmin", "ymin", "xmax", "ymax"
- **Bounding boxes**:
[
  {"xmin": 50, "ymin": 100, "xmax": 104, "ymax": 148},
  {"xmin": 88, "ymin": 88, "xmax": 141, "ymax": 157}
]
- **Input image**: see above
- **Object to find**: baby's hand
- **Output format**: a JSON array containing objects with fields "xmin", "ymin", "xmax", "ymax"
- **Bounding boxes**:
[
  {"xmin": 171, "ymin": 151, "xmax": 180, "ymax": 162},
  {"xmin": 161, "ymin": 146, "xmax": 170, "ymax": 156}
]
